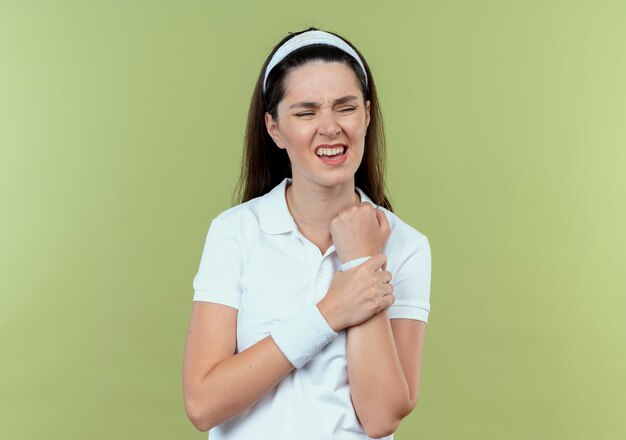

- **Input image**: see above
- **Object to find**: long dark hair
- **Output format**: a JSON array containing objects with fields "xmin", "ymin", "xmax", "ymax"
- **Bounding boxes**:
[{"xmin": 233, "ymin": 27, "xmax": 393, "ymax": 211}]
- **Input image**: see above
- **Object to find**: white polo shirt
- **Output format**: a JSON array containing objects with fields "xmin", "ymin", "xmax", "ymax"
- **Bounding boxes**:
[{"xmin": 192, "ymin": 177, "xmax": 431, "ymax": 440}]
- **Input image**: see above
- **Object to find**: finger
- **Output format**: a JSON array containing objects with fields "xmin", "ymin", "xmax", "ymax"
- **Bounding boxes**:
[
  {"xmin": 376, "ymin": 270, "xmax": 393, "ymax": 284},
  {"xmin": 375, "ymin": 208, "xmax": 391, "ymax": 231},
  {"xmin": 361, "ymin": 203, "xmax": 378, "ymax": 222},
  {"xmin": 366, "ymin": 253, "xmax": 387, "ymax": 272},
  {"xmin": 379, "ymin": 281, "xmax": 393, "ymax": 294},
  {"xmin": 379, "ymin": 293, "xmax": 395, "ymax": 313}
]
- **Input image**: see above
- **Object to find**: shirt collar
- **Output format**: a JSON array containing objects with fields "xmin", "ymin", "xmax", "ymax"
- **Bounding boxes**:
[
  {"xmin": 357, "ymin": 184, "xmax": 375, "ymax": 207},
  {"xmin": 259, "ymin": 178, "xmax": 297, "ymax": 234},
  {"xmin": 258, "ymin": 177, "xmax": 376, "ymax": 235}
]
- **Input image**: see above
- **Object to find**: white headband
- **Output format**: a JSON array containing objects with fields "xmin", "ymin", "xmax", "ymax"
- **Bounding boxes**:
[{"xmin": 263, "ymin": 30, "xmax": 368, "ymax": 93}]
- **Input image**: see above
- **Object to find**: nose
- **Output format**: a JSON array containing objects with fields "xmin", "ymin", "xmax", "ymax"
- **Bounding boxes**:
[{"xmin": 318, "ymin": 110, "xmax": 341, "ymax": 137}]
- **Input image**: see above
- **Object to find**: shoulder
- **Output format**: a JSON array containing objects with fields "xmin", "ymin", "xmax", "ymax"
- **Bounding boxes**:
[
  {"xmin": 201, "ymin": 194, "xmax": 267, "ymax": 248},
  {"xmin": 212, "ymin": 197, "xmax": 262, "ymax": 227}
]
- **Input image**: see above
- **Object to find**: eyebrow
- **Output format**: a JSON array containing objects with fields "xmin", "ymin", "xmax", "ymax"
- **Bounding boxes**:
[{"xmin": 288, "ymin": 95, "xmax": 359, "ymax": 109}]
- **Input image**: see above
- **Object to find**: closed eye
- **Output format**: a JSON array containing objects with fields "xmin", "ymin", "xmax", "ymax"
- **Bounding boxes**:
[{"xmin": 296, "ymin": 107, "xmax": 356, "ymax": 117}]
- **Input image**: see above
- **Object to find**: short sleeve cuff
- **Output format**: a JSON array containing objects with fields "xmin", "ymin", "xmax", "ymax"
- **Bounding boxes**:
[
  {"xmin": 387, "ymin": 304, "xmax": 429, "ymax": 322},
  {"xmin": 193, "ymin": 290, "xmax": 241, "ymax": 310}
]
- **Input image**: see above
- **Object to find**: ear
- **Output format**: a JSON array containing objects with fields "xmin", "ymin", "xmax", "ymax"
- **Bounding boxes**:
[
  {"xmin": 265, "ymin": 112, "xmax": 286, "ymax": 149},
  {"xmin": 365, "ymin": 100, "xmax": 371, "ymax": 128}
]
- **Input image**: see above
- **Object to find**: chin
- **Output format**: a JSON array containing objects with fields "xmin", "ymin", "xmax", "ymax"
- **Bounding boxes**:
[{"xmin": 314, "ymin": 172, "xmax": 356, "ymax": 188}]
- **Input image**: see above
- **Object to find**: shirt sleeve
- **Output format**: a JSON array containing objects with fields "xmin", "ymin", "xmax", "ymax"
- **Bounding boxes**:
[
  {"xmin": 192, "ymin": 217, "xmax": 244, "ymax": 309},
  {"xmin": 387, "ymin": 230, "xmax": 432, "ymax": 322}
]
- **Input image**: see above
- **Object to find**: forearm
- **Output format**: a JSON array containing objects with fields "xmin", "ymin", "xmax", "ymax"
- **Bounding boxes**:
[
  {"xmin": 346, "ymin": 310, "xmax": 411, "ymax": 436},
  {"xmin": 186, "ymin": 335, "xmax": 294, "ymax": 431}
]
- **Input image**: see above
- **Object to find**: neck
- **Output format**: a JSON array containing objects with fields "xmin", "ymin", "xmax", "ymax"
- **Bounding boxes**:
[{"xmin": 285, "ymin": 176, "xmax": 360, "ymax": 237}]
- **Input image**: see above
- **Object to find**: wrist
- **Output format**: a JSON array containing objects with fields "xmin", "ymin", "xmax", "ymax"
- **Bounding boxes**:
[
  {"xmin": 338, "ymin": 248, "xmax": 381, "ymax": 265},
  {"xmin": 339, "ymin": 256, "xmax": 372, "ymax": 272},
  {"xmin": 270, "ymin": 302, "xmax": 338, "ymax": 369},
  {"xmin": 316, "ymin": 298, "xmax": 342, "ymax": 332}
]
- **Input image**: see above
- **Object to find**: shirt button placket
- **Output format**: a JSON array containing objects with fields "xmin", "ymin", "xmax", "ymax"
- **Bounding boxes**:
[{"xmin": 314, "ymin": 256, "xmax": 333, "ymax": 302}]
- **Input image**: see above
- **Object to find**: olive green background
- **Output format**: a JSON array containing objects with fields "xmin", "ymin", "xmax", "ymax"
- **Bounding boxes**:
[{"xmin": 1, "ymin": 1, "xmax": 625, "ymax": 439}]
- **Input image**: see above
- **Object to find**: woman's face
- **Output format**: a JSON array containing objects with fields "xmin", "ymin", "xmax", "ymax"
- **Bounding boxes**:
[{"xmin": 265, "ymin": 61, "xmax": 370, "ymax": 189}]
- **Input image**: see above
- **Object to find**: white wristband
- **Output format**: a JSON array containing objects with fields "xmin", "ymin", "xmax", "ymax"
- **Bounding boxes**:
[
  {"xmin": 339, "ymin": 256, "xmax": 372, "ymax": 272},
  {"xmin": 270, "ymin": 303, "xmax": 339, "ymax": 369}
]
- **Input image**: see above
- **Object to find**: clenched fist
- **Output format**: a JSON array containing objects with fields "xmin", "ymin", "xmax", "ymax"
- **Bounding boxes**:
[{"xmin": 330, "ymin": 202, "xmax": 391, "ymax": 264}]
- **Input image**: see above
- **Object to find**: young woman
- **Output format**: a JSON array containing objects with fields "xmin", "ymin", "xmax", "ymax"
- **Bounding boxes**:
[{"xmin": 183, "ymin": 28, "xmax": 432, "ymax": 439}]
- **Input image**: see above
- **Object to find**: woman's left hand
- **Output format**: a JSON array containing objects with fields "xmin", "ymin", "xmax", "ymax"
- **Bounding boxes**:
[{"xmin": 330, "ymin": 203, "xmax": 391, "ymax": 264}]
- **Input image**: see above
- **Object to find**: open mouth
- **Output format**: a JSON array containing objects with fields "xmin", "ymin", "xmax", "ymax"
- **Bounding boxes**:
[
  {"xmin": 315, "ymin": 145, "xmax": 349, "ymax": 165},
  {"xmin": 315, "ymin": 145, "xmax": 347, "ymax": 158}
]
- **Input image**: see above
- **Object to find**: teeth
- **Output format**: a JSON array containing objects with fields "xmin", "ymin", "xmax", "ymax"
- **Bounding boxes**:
[{"xmin": 316, "ymin": 146, "xmax": 346, "ymax": 156}]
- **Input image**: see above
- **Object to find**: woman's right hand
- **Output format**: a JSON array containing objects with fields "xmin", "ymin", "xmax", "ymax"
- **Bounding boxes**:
[{"xmin": 317, "ymin": 254, "xmax": 394, "ymax": 331}]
